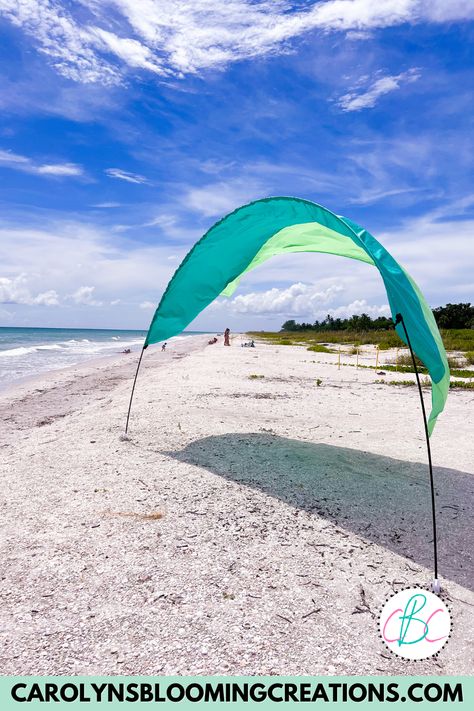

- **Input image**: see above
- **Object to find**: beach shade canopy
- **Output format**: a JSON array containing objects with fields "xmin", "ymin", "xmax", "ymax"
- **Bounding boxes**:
[{"xmin": 144, "ymin": 197, "xmax": 449, "ymax": 435}]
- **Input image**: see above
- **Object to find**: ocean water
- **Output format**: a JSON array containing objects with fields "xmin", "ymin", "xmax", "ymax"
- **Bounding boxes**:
[{"xmin": 0, "ymin": 327, "xmax": 207, "ymax": 389}]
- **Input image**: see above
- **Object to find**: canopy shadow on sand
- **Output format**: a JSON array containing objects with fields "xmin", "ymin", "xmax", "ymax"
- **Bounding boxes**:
[{"xmin": 165, "ymin": 433, "xmax": 473, "ymax": 592}]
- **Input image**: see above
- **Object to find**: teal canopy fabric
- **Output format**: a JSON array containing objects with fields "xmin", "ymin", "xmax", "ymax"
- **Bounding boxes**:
[{"xmin": 145, "ymin": 197, "xmax": 449, "ymax": 434}]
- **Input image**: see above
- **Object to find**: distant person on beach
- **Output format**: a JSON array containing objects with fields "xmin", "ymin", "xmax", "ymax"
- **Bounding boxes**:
[
  {"xmin": 208, "ymin": 337, "xmax": 218, "ymax": 345},
  {"xmin": 122, "ymin": 348, "xmax": 131, "ymax": 354},
  {"xmin": 161, "ymin": 342, "xmax": 167, "ymax": 351},
  {"xmin": 224, "ymin": 328, "xmax": 230, "ymax": 346}
]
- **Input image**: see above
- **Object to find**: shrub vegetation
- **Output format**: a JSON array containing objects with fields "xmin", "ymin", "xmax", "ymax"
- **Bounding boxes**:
[{"xmin": 248, "ymin": 303, "xmax": 474, "ymax": 353}]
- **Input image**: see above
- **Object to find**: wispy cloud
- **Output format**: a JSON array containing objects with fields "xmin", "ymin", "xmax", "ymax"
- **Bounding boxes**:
[
  {"xmin": 105, "ymin": 168, "xmax": 148, "ymax": 184},
  {"xmin": 143, "ymin": 213, "xmax": 199, "ymax": 243},
  {"xmin": 186, "ymin": 178, "xmax": 266, "ymax": 218},
  {"xmin": 1, "ymin": 204, "xmax": 472, "ymax": 327},
  {"xmin": 422, "ymin": 0, "xmax": 474, "ymax": 22},
  {"xmin": 0, "ymin": 0, "xmax": 121, "ymax": 85},
  {"xmin": 91, "ymin": 202, "xmax": 121, "ymax": 208},
  {"xmin": 380, "ymin": 212, "xmax": 474, "ymax": 295},
  {"xmin": 350, "ymin": 186, "xmax": 425, "ymax": 205},
  {"xmin": 88, "ymin": 26, "xmax": 167, "ymax": 77},
  {"xmin": 0, "ymin": 218, "xmax": 183, "ymax": 323},
  {"xmin": 338, "ymin": 68, "xmax": 420, "ymax": 112},
  {"xmin": 0, "ymin": 149, "xmax": 28, "ymax": 166},
  {"xmin": 0, "ymin": 148, "xmax": 84, "ymax": 177},
  {"xmin": 1, "ymin": 1, "xmax": 472, "ymax": 85}
]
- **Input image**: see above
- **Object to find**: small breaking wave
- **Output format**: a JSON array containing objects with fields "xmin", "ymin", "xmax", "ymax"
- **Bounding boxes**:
[
  {"xmin": 0, "ymin": 328, "xmax": 205, "ymax": 389},
  {"xmin": 0, "ymin": 346, "xmax": 36, "ymax": 358}
]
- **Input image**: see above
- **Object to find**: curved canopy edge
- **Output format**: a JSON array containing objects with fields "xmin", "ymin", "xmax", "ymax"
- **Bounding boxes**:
[{"xmin": 145, "ymin": 197, "xmax": 449, "ymax": 434}]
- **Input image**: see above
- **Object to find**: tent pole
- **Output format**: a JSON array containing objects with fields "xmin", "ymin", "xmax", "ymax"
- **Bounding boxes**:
[
  {"xmin": 123, "ymin": 343, "xmax": 147, "ymax": 438},
  {"xmin": 395, "ymin": 313, "xmax": 440, "ymax": 592}
]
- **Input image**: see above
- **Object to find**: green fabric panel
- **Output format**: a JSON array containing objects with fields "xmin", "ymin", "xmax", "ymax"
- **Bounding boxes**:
[
  {"xmin": 339, "ymin": 215, "xmax": 449, "ymax": 433},
  {"xmin": 219, "ymin": 213, "xmax": 449, "ymax": 432},
  {"xmin": 428, "ymin": 370, "xmax": 450, "ymax": 437},
  {"xmin": 402, "ymin": 269, "xmax": 450, "ymax": 435},
  {"xmin": 146, "ymin": 197, "xmax": 358, "ymax": 346},
  {"xmin": 145, "ymin": 197, "xmax": 449, "ymax": 433},
  {"xmin": 222, "ymin": 221, "xmax": 375, "ymax": 297}
]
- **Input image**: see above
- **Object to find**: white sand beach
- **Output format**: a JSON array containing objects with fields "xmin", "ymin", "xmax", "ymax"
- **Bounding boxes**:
[{"xmin": 1, "ymin": 334, "xmax": 473, "ymax": 675}]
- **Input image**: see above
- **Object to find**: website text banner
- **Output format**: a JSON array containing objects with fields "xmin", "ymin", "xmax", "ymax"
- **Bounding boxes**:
[{"xmin": 0, "ymin": 676, "xmax": 472, "ymax": 710}]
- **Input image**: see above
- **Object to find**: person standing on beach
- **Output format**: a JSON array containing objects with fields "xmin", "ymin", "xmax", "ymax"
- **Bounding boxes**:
[{"xmin": 224, "ymin": 328, "xmax": 230, "ymax": 346}]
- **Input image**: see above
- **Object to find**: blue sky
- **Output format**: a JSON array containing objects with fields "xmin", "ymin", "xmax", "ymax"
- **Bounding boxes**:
[{"xmin": 0, "ymin": 0, "xmax": 473, "ymax": 331}]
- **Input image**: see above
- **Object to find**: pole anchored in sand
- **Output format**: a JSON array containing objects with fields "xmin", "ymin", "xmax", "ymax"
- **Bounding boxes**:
[{"xmin": 395, "ymin": 313, "xmax": 440, "ymax": 593}]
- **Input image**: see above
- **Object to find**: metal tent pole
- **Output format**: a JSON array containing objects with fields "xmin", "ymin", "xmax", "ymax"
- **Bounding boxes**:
[
  {"xmin": 395, "ymin": 313, "xmax": 440, "ymax": 592},
  {"xmin": 122, "ymin": 343, "xmax": 148, "ymax": 439}
]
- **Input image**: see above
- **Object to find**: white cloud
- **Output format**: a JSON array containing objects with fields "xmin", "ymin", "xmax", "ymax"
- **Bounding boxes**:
[
  {"xmin": 105, "ymin": 168, "xmax": 148, "ymax": 184},
  {"xmin": 0, "ymin": 202, "xmax": 472, "ymax": 328},
  {"xmin": 0, "ymin": 148, "xmax": 84, "ymax": 177},
  {"xmin": 1, "ymin": 1, "xmax": 471, "ymax": 85},
  {"xmin": 338, "ymin": 68, "xmax": 420, "ymax": 112},
  {"xmin": 35, "ymin": 163, "xmax": 83, "ymax": 176},
  {"xmin": 70, "ymin": 285, "xmax": 102, "ymax": 306},
  {"xmin": 0, "ymin": 219, "xmax": 181, "ymax": 322},
  {"xmin": 213, "ymin": 282, "xmax": 391, "ymax": 322},
  {"xmin": 217, "ymin": 282, "xmax": 343, "ymax": 316},
  {"xmin": 0, "ymin": 274, "xmax": 59, "ymax": 305},
  {"xmin": 91, "ymin": 202, "xmax": 121, "ymax": 208},
  {"xmin": 32, "ymin": 289, "xmax": 60, "ymax": 305},
  {"xmin": 140, "ymin": 300, "xmax": 155, "ymax": 309},
  {"xmin": 327, "ymin": 299, "xmax": 390, "ymax": 318}
]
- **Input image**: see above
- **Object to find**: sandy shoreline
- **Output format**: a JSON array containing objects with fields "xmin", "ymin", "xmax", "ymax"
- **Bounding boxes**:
[
  {"xmin": 0, "ymin": 335, "xmax": 210, "ymax": 437},
  {"xmin": 1, "ymin": 334, "xmax": 473, "ymax": 675}
]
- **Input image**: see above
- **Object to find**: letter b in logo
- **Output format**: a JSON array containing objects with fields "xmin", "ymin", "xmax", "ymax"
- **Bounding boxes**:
[{"xmin": 379, "ymin": 587, "xmax": 451, "ymax": 660}]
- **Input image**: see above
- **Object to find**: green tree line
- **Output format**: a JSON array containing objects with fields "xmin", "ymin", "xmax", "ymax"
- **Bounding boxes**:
[{"xmin": 281, "ymin": 303, "xmax": 474, "ymax": 332}]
